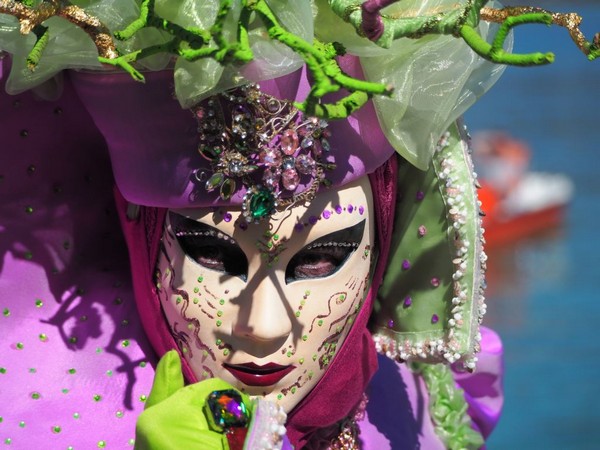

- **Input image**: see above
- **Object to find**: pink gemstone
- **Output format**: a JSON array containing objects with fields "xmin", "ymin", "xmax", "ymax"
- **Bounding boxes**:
[
  {"xmin": 311, "ymin": 140, "xmax": 322, "ymax": 157},
  {"xmin": 295, "ymin": 154, "xmax": 315, "ymax": 174},
  {"xmin": 281, "ymin": 130, "xmax": 299, "ymax": 155},
  {"xmin": 282, "ymin": 168, "xmax": 300, "ymax": 191},
  {"xmin": 259, "ymin": 149, "xmax": 282, "ymax": 167},
  {"xmin": 262, "ymin": 168, "xmax": 281, "ymax": 188}
]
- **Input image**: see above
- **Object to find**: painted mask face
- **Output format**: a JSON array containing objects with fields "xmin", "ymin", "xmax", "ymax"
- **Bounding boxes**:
[{"xmin": 155, "ymin": 176, "xmax": 375, "ymax": 412}]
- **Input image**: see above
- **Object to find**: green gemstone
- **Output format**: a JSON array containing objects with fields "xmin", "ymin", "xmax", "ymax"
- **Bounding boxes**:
[
  {"xmin": 98, "ymin": 440, "xmax": 107, "ymax": 448},
  {"xmin": 139, "ymin": 394, "xmax": 147, "ymax": 402},
  {"xmin": 93, "ymin": 394, "xmax": 102, "ymax": 402},
  {"xmin": 31, "ymin": 392, "xmax": 41, "ymax": 399},
  {"xmin": 68, "ymin": 368, "xmax": 76, "ymax": 374},
  {"xmin": 205, "ymin": 172, "xmax": 224, "ymax": 191},
  {"xmin": 249, "ymin": 188, "xmax": 275, "ymax": 220},
  {"xmin": 3, "ymin": 308, "xmax": 10, "ymax": 317},
  {"xmin": 39, "ymin": 334, "xmax": 48, "ymax": 342},
  {"xmin": 52, "ymin": 426, "xmax": 61, "ymax": 433},
  {"xmin": 219, "ymin": 178, "xmax": 236, "ymax": 200},
  {"xmin": 0, "ymin": 368, "xmax": 5, "ymax": 374},
  {"xmin": 116, "ymin": 411, "xmax": 124, "ymax": 418}
]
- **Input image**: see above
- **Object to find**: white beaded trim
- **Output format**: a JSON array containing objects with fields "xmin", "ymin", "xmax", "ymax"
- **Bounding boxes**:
[
  {"xmin": 374, "ymin": 121, "xmax": 487, "ymax": 371},
  {"xmin": 246, "ymin": 399, "xmax": 287, "ymax": 450}
]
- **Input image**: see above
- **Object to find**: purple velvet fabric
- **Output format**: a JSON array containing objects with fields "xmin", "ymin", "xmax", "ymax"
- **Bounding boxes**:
[
  {"xmin": 68, "ymin": 63, "xmax": 396, "ymax": 210},
  {"xmin": 0, "ymin": 61, "xmax": 155, "ymax": 448}
]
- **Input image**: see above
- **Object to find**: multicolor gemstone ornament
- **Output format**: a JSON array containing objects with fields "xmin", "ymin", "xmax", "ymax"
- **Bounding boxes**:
[
  {"xmin": 205, "ymin": 389, "xmax": 249, "ymax": 432},
  {"xmin": 192, "ymin": 85, "xmax": 336, "ymax": 222}
]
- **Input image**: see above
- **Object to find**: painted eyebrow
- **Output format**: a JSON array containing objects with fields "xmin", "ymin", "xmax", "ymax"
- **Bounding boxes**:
[
  {"xmin": 168, "ymin": 212, "xmax": 237, "ymax": 244},
  {"xmin": 301, "ymin": 219, "xmax": 366, "ymax": 250}
]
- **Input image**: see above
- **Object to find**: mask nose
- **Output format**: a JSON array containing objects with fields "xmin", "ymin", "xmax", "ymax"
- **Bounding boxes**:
[{"xmin": 232, "ymin": 273, "xmax": 292, "ymax": 343}]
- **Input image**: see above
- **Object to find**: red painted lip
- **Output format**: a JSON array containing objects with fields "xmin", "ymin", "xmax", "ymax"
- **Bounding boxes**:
[{"xmin": 223, "ymin": 362, "xmax": 295, "ymax": 387}]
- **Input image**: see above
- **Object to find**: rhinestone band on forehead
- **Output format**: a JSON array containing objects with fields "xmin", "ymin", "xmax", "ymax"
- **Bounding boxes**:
[{"xmin": 192, "ymin": 84, "xmax": 336, "ymax": 223}]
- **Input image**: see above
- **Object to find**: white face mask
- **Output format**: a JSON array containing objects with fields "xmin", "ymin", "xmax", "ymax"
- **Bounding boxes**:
[{"xmin": 155, "ymin": 177, "xmax": 375, "ymax": 412}]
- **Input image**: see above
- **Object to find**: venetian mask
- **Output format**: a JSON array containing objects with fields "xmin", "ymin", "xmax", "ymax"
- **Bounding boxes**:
[{"xmin": 155, "ymin": 176, "xmax": 375, "ymax": 412}]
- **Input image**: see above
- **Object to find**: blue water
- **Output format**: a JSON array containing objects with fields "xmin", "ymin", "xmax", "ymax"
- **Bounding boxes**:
[{"xmin": 464, "ymin": 2, "xmax": 600, "ymax": 448}]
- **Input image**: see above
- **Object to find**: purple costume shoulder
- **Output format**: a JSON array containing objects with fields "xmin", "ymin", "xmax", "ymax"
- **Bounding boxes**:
[{"xmin": 359, "ymin": 327, "xmax": 503, "ymax": 449}]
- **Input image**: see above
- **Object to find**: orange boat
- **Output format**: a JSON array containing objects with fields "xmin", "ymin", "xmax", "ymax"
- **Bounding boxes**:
[{"xmin": 473, "ymin": 132, "xmax": 574, "ymax": 248}]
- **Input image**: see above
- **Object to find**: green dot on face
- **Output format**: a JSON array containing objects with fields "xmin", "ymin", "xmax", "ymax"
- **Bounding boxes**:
[
  {"xmin": 217, "ymin": 310, "xmax": 223, "ymax": 317},
  {"xmin": 286, "ymin": 351, "xmax": 292, "ymax": 357},
  {"xmin": 223, "ymin": 348, "xmax": 230, "ymax": 356},
  {"xmin": 176, "ymin": 297, "xmax": 182, "ymax": 304},
  {"xmin": 305, "ymin": 290, "xmax": 310, "ymax": 296},
  {"xmin": 318, "ymin": 320, "xmax": 323, "ymax": 326},
  {"xmin": 197, "ymin": 276, "xmax": 204, "ymax": 283},
  {"xmin": 302, "ymin": 335, "xmax": 308, "ymax": 341},
  {"xmin": 216, "ymin": 338, "xmax": 222, "ymax": 346},
  {"xmin": 312, "ymin": 354, "xmax": 317, "ymax": 361},
  {"xmin": 193, "ymin": 287, "xmax": 199, "ymax": 293},
  {"xmin": 295, "ymin": 311, "xmax": 301, "ymax": 318},
  {"xmin": 219, "ymin": 299, "xmax": 225, "ymax": 305},
  {"xmin": 193, "ymin": 298, "xmax": 199, "ymax": 304},
  {"xmin": 216, "ymin": 320, "xmax": 222, "ymax": 327},
  {"xmin": 291, "ymin": 387, "xmax": 297, "ymax": 394},
  {"xmin": 299, "ymin": 358, "xmax": 304, "ymax": 365},
  {"xmin": 277, "ymin": 394, "xmax": 283, "ymax": 400}
]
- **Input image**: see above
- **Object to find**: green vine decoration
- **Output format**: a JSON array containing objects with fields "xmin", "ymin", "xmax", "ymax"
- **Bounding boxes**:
[{"xmin": 1, "ymin": 0, "xmax": 599, "ymax": 117}]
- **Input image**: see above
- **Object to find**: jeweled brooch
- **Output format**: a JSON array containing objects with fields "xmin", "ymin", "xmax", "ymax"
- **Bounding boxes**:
[{"xmin": 192, "ymin": 85, "xmax": 336, "ymax": 223}]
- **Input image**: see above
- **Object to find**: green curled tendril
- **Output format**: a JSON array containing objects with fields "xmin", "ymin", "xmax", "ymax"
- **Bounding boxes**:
[{"xmin": 1, "ymin": 0, "xmax": 599, "ymax": 117}]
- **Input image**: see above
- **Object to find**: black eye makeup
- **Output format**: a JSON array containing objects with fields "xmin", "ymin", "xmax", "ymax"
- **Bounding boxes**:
[
  {"xmin": 285, "ymin": 220, "xmax": 366, "ymax": 283},
  {"xmin": 169, "ymin": 212, "xmax": 248, "ymax": 281}
]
